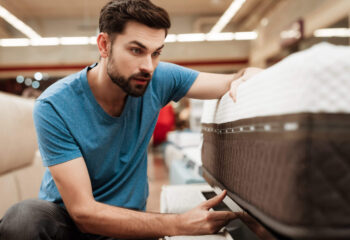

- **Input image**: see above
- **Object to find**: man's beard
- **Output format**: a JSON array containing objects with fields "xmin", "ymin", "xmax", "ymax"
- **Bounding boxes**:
[{"xmin": 107, "ymin": 56, "xmax": 151, "ymax": 97}]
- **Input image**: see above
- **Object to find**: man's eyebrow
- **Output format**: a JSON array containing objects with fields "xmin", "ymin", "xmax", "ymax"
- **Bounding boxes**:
[
  {"xmin": 128, "ymin": 41, "xmax": 164, "ymax": 51},
  {"xmin": 156, "ymin": 45, "xmax": 165, "ymax": 51}
]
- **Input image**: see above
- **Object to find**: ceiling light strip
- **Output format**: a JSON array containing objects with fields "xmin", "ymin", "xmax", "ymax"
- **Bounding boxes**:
[
  {"xmin": 0, "ymin": 32, "xmax": 257, "ymax": 47},
  {"xmin": 0, "ymin": 38, "xmax": 30, "ymax": 47},
  {"xmin": 0, "ymin": 37, "xmax": 98, "ymax": 47},
  {"xmin": 177, "ymin": 33, "xmax": 206, "ymax": 42},
  {"xmin": 209, "ymin": 0, "xmax": 246, "ymax": 34},
  {"xmin": 0, "ymin": 5, "xmax": 41, "ymax": 39},
  {"xmin": 314, "ymin": 28, "xmax": 350, "ymax": 37},
  {"xmin": 166, "ymin": 32, "xmax": 257, "ymax": 42}
]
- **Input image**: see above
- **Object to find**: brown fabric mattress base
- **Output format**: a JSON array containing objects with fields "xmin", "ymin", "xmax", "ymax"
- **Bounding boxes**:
[
  {"xmin": 203, "ymin": 168, "xmax": 350, "ymax": 239},
  {"xmin": 201, "ymin": 113, "xmax": 350, "ymax": 239}
]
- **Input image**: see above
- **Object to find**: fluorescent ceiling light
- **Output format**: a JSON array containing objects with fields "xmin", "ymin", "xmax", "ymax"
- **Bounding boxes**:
[
  {"xmin": 165, "ymin": 34, "xmax": 177, "ymax": 43},
  {"xmin": 177, "ymin": 33, "xmax": 206, "ymax": 42},
  {"xmin": 234, "ymin": 32, "xmax": 257, "ymax": 40},
  {"xmin": 0, "ymin": 31, "xmax": 257, "ymax": 47},
  {"xmin": 31, "ymin": 37, "xmax": 60, "ymax": 46},
  {"xmin": 174, "ymin": 32, "xmax": 257, "ymax": 42},
  {"xmin": 60, "ymin": 37, "xmax": 90, "ymax": 45},
  {"xmin": 89, "ymin": 36, "xmax": 97, "ymax": 45},
  {"xmin": 314, "ymin": 28, "xmax": 350, "ymax": 37},
  {"xmin": 209, "ymin": 0, "xmax": 246, "ymax": 34},
  {"xmin": 206, "ymin": 32, "xmax": 235, "ymax": 41},
  {"xmin": 0, "ymin": 5, "xmax": 41, "ymax": 39},
  {"xmin": 0, "ymin": 38, "xmax": 30, "ymax": 47}
]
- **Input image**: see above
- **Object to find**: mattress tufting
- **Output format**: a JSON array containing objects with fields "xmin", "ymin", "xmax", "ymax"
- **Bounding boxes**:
[{"xmin": 201, "ymin": 43, "xmax": 350, "ymax": 239}]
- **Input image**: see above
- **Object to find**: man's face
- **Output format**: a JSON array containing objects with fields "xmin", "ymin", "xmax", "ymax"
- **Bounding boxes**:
[{"xmin": 106, "ymin": 21, "xmax": 166, "ymax": 97}]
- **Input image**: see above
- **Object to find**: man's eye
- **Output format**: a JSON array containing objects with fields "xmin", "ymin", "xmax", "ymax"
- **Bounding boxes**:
[
  {"xmin": 152, "ymin": 51, "xmax": 161, "ymax": 57},
  {"xmin": 131, "ymin": 48, "xmax": 141, "ymax": 54}
]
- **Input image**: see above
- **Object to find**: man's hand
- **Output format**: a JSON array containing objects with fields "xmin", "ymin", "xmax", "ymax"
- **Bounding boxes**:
[
  {"xmin": 176, "ymin": 190, "xmax": 236, "ymax": 235},
  {"xmin": 229, "ymin": 67, "xmax": 263, "ymax": 102}
]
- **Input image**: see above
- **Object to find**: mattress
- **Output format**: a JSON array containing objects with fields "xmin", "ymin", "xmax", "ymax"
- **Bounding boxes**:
[{"xmin": 201, "ymin": 43, "xmax": 350, "ymax": 239}]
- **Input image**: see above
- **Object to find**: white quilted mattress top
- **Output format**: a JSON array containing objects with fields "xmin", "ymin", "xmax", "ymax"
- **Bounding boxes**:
[{"xmin": 201, "ymin": 43, "xmax": 350, "ymax": 124}]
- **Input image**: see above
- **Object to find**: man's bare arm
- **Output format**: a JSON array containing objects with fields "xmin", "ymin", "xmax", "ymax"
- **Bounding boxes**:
[
  {"xmin": 49, "ymin": 157, "xmax": 236, "ymax": 239},
  {"xmin": 186, "ymin": 68, "xmax": 263, "ymax": 101},
  {"xmin": 185, "ymin": 72, "xmax": 234, "ymax": 99}
]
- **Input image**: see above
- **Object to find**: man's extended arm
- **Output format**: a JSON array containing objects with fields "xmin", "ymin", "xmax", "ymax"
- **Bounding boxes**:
[
  {"xmin": 49, "ymin": 157, "xmax": 236, "ymax": 239},
  {"xmin": 186, "ymin": 67, "xmax": 263, "ymax": 101}
]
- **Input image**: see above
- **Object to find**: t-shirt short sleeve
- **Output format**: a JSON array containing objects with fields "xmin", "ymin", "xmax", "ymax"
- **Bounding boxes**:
[
  {"xmin": 152, "ymin": 62, "xmax": 199, "ymax": 106},
  {"xmin": 33, "ymin": 100, "xmax": 82, "ymax": 167}
]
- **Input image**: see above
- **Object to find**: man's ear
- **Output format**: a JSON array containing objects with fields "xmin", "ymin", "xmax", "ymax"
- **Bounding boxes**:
[{"xmin": 97, "ymin": 33, "xmax": 110, "ymax": 58}]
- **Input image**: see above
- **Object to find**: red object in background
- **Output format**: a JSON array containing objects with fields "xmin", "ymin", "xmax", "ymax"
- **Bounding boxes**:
[
  {"xmin": 153, "ymin": 104, "xmax": 175, "ymax": 146},
  {"xmin": 0, "ymin": 79, "xmax": 25, "ymax": 95}
]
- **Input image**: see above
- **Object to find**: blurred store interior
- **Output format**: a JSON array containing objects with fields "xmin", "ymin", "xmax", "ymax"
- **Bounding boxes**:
[{"xmin": 0, "ymin": 0, "xmax": 349, "ymax": 238}]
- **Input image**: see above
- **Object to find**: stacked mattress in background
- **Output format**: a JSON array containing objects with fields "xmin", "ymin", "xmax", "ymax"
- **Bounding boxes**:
[{"xmin": 201, "ymin": 43, "xmax": 350, "ymax": 239}]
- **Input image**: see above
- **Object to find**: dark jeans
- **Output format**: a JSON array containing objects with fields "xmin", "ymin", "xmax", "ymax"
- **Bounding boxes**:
[{"xmin": 0, "ymin": 199, "xmax": 116, "ymax": 240}]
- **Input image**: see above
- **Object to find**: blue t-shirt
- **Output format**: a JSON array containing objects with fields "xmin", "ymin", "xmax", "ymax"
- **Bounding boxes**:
[{"xmin": 33, "ymin": 62, "xmax": 198, "ymax": 210}]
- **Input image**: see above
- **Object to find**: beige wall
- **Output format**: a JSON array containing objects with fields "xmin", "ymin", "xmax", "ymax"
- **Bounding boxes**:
[{"xmin": 0, "ymin": 40, "xmax": 250, "ymax": 78}]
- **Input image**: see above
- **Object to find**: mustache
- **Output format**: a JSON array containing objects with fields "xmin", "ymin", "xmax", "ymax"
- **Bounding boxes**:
[{"xmin": 129, "ymin": 72, "xmax": 151, "ymax": 80}]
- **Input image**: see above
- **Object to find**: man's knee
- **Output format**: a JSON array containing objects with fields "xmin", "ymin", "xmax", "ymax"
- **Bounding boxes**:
[{"xmin": 0, "ymin": 199, "xmax": 66, "ymax": 240}]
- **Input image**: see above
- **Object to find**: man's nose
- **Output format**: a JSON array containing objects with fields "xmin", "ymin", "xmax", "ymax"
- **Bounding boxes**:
[{"xmin": 140, "ymin": 55, "xmax": 154, "ymax": 74}]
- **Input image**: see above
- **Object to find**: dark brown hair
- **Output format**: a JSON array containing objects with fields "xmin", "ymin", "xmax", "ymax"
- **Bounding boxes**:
[{"xmin": 99, "ymin": 0, "xmax": 171, "ymax": 39}]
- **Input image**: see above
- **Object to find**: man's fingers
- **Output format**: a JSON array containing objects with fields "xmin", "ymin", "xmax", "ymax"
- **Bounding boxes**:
[
  {"xmin": 208, "ymin": 212, "xmax": 237, "ymax": 234},
  {"xmin": 229, "ymin": 88, "xmax": 236, "ymax": 102},
  {"xmin": 229, "ymin": 79, "xmax": 243, "ymax": 102},
  {"xmin": 201, "ymin": 190, "xmax": 227, "ymax": 210},
  {"xmin": 208, "ymin": 210, "xmax": 237, "ymax": 221},
  {"xmin": 217, "ymin": 211, "xmax": 237, "ymax": 221},
  {"xmin": 230, "ymin": 67, "xmax": 263, "ymax": 102},
  {"xmin": 209, "ymin": 221, "xmax": 227, "ymax": 234}
]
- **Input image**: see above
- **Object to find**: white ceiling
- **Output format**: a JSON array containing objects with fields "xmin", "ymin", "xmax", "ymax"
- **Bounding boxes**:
[
  {"xmin": 0, "ymin": 0, "xmax": 279, "ymax": 38},
  {"xmin": 0, "ymin": 0, "xmax": 233, "ymax": 18}
]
